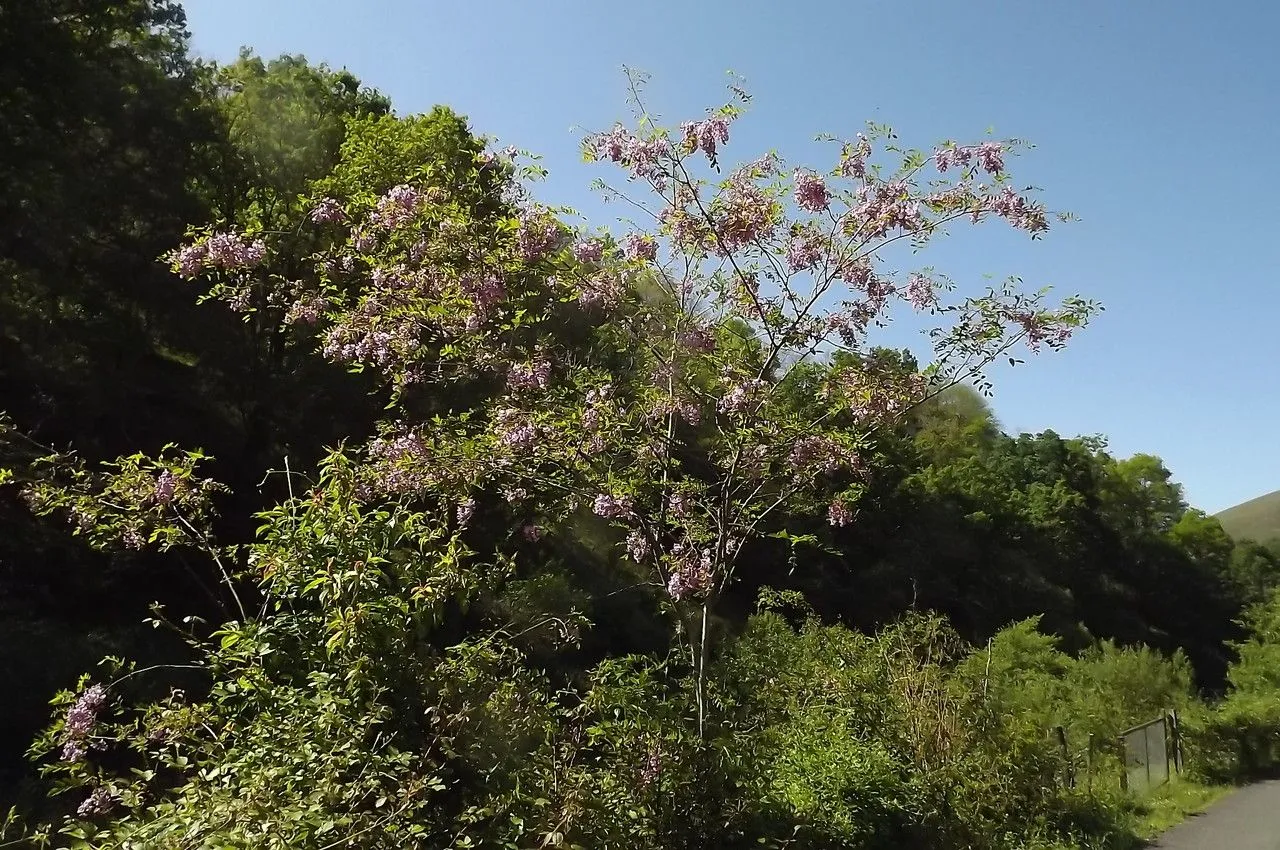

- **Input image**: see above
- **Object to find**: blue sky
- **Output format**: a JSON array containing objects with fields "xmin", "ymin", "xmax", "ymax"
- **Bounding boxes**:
[{"xmin": 182, "ymin": 0, "xmax": 1279, "ymax": 513}]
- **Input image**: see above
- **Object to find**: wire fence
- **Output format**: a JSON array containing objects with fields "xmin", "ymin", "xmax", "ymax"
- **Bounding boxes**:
[{"xmin": 1051, "ymin": 709, "xmax": 1184, "ymax": 797}]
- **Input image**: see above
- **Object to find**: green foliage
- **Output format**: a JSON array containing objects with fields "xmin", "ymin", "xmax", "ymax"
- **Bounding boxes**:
[
  {"xmin": 1184, "ymin": 588, "xmax": 1280, "ymax": 782},
  {"xmin": 2, "ymin": 8, "xmax": 1275, "ymax": 849}
]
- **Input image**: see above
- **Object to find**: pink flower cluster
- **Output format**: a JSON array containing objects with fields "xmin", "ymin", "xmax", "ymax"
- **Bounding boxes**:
[
  {"xmin": 986, "ymin": 187, "xmax": 1049, "ymax": 234},
  {"xmin": 793, "ymin": 169, "xmax": 831, "ymax": 212},
  {"xmin": 514, "ymin": 211, "xmax": 565, "ymax": 261},
  {"xmin": 839, "ymin": 134, "xmax": 871, "ymax": 179},
  {"xmin": 849, "ymin": 181, "xmax": 924, "ymax": 240},
  {"xmin": 786, "ymin": 231, "xmax": 826, "ymax": 271},
  {"xmin": 933, "ymin": 141, "xmax": 1005, "ymax": 175},
  {"xmin": 666, "ymin": 543, "xmax": 714, "ymax": 601},
  {"xmin": 372, "ymin": 184, "xmax": 426, "ymax": 230},
  {"xmin": 366, "ymin": 430, "xmax": 435, "ymax": 495},
  {"xmin": 61, "ymin": 684, "xmax": 106, "ymax": 762},
  {"xmin": 1012, "ymin": 308, "xmax": 1073, "ymax": 351},
  {"xmin": 904, "ymin": 273, "xmax": 938, "ymax": 311},
  {"xmin": 650, "ymin": 397, "xmax": 702, "ymax": 427},
  {"xmin": 787, "ymin": 435, "xmax": 844, "ymax": 476},
  {"xmin": 712, "ymin": 177, "xmax": 776, "ymax": 254},
  {"xmin": 622, "ymin": 233, "xmax": 658, "ymax": 262},
  {"xmin": 592, "ymin": 493, "xmax": 635, "ymax": 519},
  {"xmin": 717, "ymin": 377, "xmax": 766, "ymax": 415},
  {"xmin": 507, "ymin": 359, "xmax": 552, "ymax": 392},
  {"xmin": 153, "ymin": 471, "xmax": 177, "ymax": 506},
  {"xmin": 572, "ymin": 239, "xmax": 605, "ymax": 264},
  {"xmin": 577, "ymin": 273, "xmax": 622, "ymax": 310},
  {"xmin": 285, "ymin": 294, "xmax": 329, "ymax": 326},
  {"xmin": 681, "ymin": 117, "xmax": 731, "ymax": 160},
  {"xmin": 323, "ymin": 320, "xmax": 416, "ymax": 370},
  {"xmin": 172, "ymin": 232, "xmax": 267, "ymax": 279},
  {"xmin": 828, "ymin": 499, "xmax": 854, "ymax": 527},
  {"xmin": 639, "ymin": 744, "xmax": 663, "ymax": 787},
  {"xmin": 589, "ymin": 123, "xmax": 673, "ymax": 184},
  {"xmin": 462, "ymin": 272, "xmax": 507, "ymax": 320},
  {"xmin": 626, "ymin": 530, "xmax": 651, "ymax": 562},
  {"xmin": 677, "ymin": 326, "xmax": 716, "ymax": 353},
  {"xmin": 309, "ymin": 197, "xmax": 347, "ymax": 224},
  {"xmin": 494, "ymin": 408, "xmax": 539, "ymax": 451},
  {"xmin": 77, "ymin": 787, "xmax": 116, "ymax": 819}
]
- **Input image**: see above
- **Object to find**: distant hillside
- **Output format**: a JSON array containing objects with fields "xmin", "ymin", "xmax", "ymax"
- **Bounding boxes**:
[{"xmin": 1216, "ymin": 490, "xmax": 1280, "ymax": 543}]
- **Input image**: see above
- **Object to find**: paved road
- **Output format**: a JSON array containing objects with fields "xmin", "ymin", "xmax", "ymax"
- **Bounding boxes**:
[{"xmin": 1150, "ymin": 780, "xmax": 1280, "ymax": 849}]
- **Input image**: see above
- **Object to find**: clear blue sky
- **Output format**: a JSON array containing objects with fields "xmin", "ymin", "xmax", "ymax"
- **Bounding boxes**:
[{"xmin": 182, "ymin": 0, "xmax": 1279, "ymax": 514}]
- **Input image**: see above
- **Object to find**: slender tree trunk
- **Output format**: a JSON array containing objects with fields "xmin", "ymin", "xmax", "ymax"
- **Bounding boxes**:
[{"xmin": 696, "ymin": 601, "xmax": 709, "ymax": 737}]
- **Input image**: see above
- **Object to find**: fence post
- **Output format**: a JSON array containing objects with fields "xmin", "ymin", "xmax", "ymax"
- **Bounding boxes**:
[
  {"xmin": 1055, "ymin": 725, "xmax": 1072, "ymax": 789},
  {"xmin": 1087, "ymin": 733, "xmax": 1095, "ymax": 795},
  {"xmin": 1144, "ymin": 722, "xmax": 1152, "ymax": 787},
  {"xmin": 1117, "ymin": 736, "xmax": 1128, "ymax": 791},
  {"xmin": 1169, "ymin": 709, "xmax": 1182, "ymax": 774}
]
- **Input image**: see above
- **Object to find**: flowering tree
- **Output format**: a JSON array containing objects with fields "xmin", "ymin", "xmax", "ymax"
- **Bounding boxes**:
[
  {"xmin": 166, "ymin": 77, "xmax": 1094, "ymax": 731},
  {"xmin": 0, "ymin": 76, "xmax": 1100, "ymax": 845}
]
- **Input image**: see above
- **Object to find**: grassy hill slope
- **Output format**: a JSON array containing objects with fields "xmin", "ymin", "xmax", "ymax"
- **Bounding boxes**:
[{"xmin": 1216, "ymin": 489, "xmax": 1280, "ymax": 543}]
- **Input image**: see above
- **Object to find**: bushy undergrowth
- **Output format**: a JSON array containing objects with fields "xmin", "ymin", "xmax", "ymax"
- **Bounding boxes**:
[{"xmin": 1184, "ymin": 588, "xmax": 1280, "ymax": 783}]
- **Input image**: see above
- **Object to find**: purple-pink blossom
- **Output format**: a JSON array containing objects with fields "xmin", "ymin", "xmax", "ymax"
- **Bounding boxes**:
[
  {"xmin": 60, "ymin": 684, "xmax": 106, "ymax": 762},
  {"xmin": 176, "ymin": 231, "xmax": 266, "ymax": 276},
  {"xmin": 828, "ymin": 499, "xmax": 854, "ymax": 527},
  {"xmin": 788, "ymin": 435, "xmax": 844, "ymax": 476},
  {"xmin": 677, "ymin": 326, "xmax": 716, "ymax": 353},
  {"xmin": 309, "ymin": 197, "xmax": 347, "ymax": 224},
  {"xmin": 786, "ymin": 232, "xmax": 825, "ymax": 271},
  {"xmin": 373, "ymin": 184, "xmax": 426, "ymax": 230},
  {"xmin": 592, "ymin": 493, "xmax": 635, "ymax": 519},
  {"xmin": 839, "ymin": 135, "xmax": 871, "ymax": 179},
  {"xmin": 351, "ymin": 227, "xmax": 378, "ymax": 253},
  {"xmin": 495, "ymin": 408, "xmax": 539, "ymax": 451},
  {"xmin": 717, "ymin": 378, "xmax": 766, "ymax": 415},
  {"xmin": 76, "ymin": 787, "xmax": 116, "ymax": 819},
  {"xmin": 975, "ymin": 142, "xmax": 1005, "ymax": 175},
  {"xmin": 517, "ymin": 212, "xmax": 565, "ymax": 261},
  {"xmin": 904, "ymin": 273, "xmax": 937, "ymax": 310},
  {"xmin": 589, "ymin": 124, "xmax": 673, "ymax": 184},
  {"xmin": 849, "ymin": 181, "xmax": 924, "ymax": 240},
  {"xmin": 712, "ymin": 177, "xmax": 776, "ymax": 254},
  {"xmin": 577, "ymin": 274, "xmax": 621, "ymax": 310},
  {"xmin": 622, "ymin": 233, "xmax": 658, "ymax": 262},
  {"xmin": 285, "ymin": 295, "xmax": 329, "ymax": 325},
  {"xmin": 639, "ymin": 744, "xmax": 663, "ymax": 787},
  {"xmin": 681, "ymin": 117, "xmax": 731, "ymax": 160},
  {"xmin": 456, "ymin": 498, "xmax": 477, "ymax": 527},
  {"xmin": 572, "ymin": 239, "xmax": 605, "ymax": 264},
  {"xmin": 987, "ymin": 187, "xmax": 1048, "ymax": 233},
  {"xmin": 153, "ymin": 471, "xmax": 177, "ymax": 506},
  {"xmin": 626, "ymin": 530, "xmax": 651, "ymax": 562},
  {"xmin": 172, "ymin": 242, "xmax": 207, "ymax": 278},
  {"xmin": 521, "ymin": 524, "xmax": 544, "ymax": 541},
  {"xmin": 463, "ymin": 273, "xmax": 506, "ymax": 315},
  {"xmin": 507, "ymin": 359, "xmax": 552, "ymax": 392},
  {"xmin": 793, "ymin": 169, "xmax": 830, "ymax": 212},
  {"xmin": 666, "ymin": 545, "xmax": 714, "ymax": 601}
]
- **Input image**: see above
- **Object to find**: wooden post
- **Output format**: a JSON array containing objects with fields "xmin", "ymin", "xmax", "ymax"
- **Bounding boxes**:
[
  {"xmin": 1118, "ymin": 736, "xmax": 1128, "ymax": 791},
  {"xmin": 1056, "ymin": 725, "xmax": 1072, "ymax": 789},
  {"xmin": 1087, "ymin": 733, "xmax": 1095, "ymax": 795},
  {"xmin": 1169, "ymin": 709, "xmax": 1183, "ymax": 774}
]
